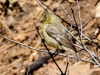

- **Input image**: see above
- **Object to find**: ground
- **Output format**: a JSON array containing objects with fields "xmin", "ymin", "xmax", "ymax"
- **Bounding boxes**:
[{"xmin": 0, "ymin": 0, "xmax": 100, "ymax": 75}]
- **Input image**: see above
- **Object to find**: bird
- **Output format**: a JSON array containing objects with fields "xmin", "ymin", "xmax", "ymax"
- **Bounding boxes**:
[{"xmin": 42, "ymin": 13, "xmax": 79, "ymax": 61}]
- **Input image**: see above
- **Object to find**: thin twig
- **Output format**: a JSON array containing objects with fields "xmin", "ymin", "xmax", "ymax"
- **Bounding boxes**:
[
  {"xmin": 76, "ymin": 0, "xmax": 100, "ymax": 67},
  {"xmin": 36, "ymin": 0, "xmax": 48, "ymax": 12},
  {"xmin": 56, "ymin": 0, "xmax": 73, "ymax": 23},
  {"xmin": 33, "ymin": 21, "xmax": 64, "ymax": 74}
]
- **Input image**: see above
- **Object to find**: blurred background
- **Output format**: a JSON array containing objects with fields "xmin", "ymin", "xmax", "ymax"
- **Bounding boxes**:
[{"xmin": 0, "ymin": 0, "xmax": 100, "ymax": 75}]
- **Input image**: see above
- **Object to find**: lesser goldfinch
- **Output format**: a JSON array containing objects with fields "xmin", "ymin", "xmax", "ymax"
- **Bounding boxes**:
[{"xmin": 42, "ymin": 13, "xmax": 79, "ymax": 61}]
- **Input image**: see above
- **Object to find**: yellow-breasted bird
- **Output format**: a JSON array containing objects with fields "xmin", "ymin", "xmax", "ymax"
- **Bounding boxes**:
[{"xmin": 42, "ymin": 13, "xmax": 79, "ymax": 61}]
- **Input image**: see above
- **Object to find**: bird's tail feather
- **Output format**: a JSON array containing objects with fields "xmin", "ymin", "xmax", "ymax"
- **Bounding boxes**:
[
  {"xmin": 62, "ymin": 46, "xmax": 80, "ymax": 62},
  {"xmin": 69, "ymin": 49, "xmax": 80, "ymax": 62}
]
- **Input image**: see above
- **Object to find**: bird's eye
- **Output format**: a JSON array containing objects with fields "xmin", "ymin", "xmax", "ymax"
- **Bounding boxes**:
[{"xmin": 44, "ymin": 16, "xmax": 47, "ymax": 20}]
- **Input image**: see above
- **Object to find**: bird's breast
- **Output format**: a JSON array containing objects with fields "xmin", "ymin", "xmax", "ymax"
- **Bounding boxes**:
[{"xmin": 42, "ymin": 25, "xmax": 61, "ymax": 49}]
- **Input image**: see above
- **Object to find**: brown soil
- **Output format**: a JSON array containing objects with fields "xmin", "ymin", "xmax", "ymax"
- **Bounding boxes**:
[{"xmin": 0, "ymin": 0, "xmax": 100, "ymax": 75}]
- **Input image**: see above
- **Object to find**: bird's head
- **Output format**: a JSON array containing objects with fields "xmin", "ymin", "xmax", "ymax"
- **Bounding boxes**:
[{"xmin": 43, "ymin": 13, "xmax": 60, "ymax": 24}]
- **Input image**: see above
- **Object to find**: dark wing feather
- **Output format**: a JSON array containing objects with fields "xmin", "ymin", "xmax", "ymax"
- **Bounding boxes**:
[
  {"xmin": 46, "ymin": 23, "xmax": 74, "ymax": 49},
  {"xmin": 46, "ymin": 23, "xmax": 79, "ymax": 61}
]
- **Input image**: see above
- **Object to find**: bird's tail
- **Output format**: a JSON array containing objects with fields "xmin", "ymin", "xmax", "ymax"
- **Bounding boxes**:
[
  {"xmin": 62, "ymin": 46, "xmax": 80, "ymax": 62},
  {"xmin": 69, "ymin": 49, "xmax": 80, "ymax": 62}
]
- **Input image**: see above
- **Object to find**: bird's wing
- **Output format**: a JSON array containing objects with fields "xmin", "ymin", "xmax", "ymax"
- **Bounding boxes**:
[
  {"xmin": 46, "ymin": 23, "xmax": 73, "ymax": 49},
  {"xmin": 46, "ymin": 23, "xmax": 79, "ymax": 61}
]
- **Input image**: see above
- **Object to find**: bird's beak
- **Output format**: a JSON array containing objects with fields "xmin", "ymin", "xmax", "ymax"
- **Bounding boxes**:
[
  {"xmin": 41, "ymin": 17, "xmax": 45, "ymax": 23},
  {"xmin": 41, "ymin": 19, "xmax": 44, "ymax": 23}
]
